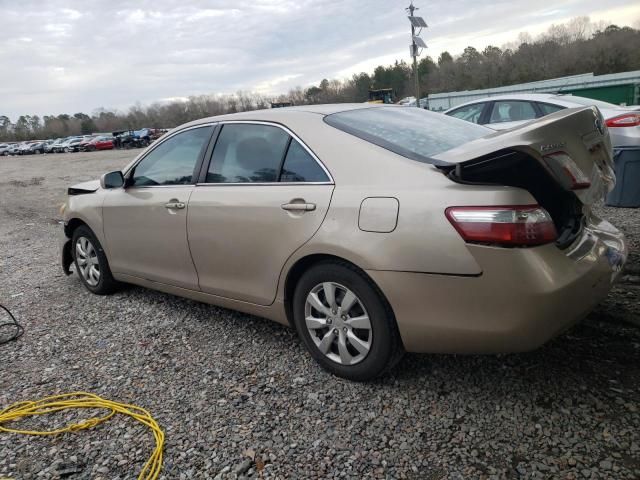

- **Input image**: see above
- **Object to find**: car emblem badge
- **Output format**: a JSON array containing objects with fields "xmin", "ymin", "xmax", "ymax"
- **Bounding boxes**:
[
  {"xmin": 540, "ymin": 142, "xmax": 566, "ymax": 152},
  {"xmin": 594, "ymin": 115, "xmax": 605, "ymax": 136}
]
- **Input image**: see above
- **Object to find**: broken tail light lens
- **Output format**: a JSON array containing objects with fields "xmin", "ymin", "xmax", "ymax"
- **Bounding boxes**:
[
  {"xmin": 543, "ymin": 152, "xmax": 591, "ymax": 190},
  {"xmin": 445, "ymin": 205, "xmax": 558, "ymax": 246},
  {"xmin": 605, "ymin": 113, "xmax": 640, "ymax": 127}
]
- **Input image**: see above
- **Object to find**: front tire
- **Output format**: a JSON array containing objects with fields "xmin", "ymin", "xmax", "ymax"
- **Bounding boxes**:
[
  {"xmin": 292, "ymin": 261, "xmax": 403, "ymax": 381},
  {"xmin": 72, "ymin": 226, "xmax": 118, "ymax": 295}
]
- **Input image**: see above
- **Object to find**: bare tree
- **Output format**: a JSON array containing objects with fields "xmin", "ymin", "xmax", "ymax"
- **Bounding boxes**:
[{"xmin": 1, "ymin": 17, "xmax": 638, "ymax": 142}]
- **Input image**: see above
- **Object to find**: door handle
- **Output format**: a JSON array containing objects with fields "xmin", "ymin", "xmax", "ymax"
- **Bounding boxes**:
[
  {"xmin": 165, "ymin": 201, "xmax": 185, "ymax": 209},
  {"xmin": 281, "ymin": 202, "xmax": 316, "ymax": 212}
]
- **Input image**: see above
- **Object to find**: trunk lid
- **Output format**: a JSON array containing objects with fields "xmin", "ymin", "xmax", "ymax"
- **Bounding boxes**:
[{"xmin": 433, "ymin": 106, "xmax": 615, "ymax": 206}]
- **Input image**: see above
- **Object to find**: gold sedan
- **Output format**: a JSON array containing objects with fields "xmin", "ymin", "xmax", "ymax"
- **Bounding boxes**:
[{"xmin": 61, "ymin": 104, "xmax": 627, "ymax": 380}]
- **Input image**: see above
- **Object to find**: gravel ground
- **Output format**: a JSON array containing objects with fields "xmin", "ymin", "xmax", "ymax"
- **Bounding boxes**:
[{"xmin": 0, "ymin": 150, "xmax": 639, "ymax": 480}]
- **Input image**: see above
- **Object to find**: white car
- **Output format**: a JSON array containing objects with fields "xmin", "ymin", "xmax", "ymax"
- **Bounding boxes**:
[
  {"xmin": 443, "ymin": 93, "xmax": 640, "ymax": 147},
  {"xmin": 397, "ymin": 96, "xmax": 416, "ymax": 105},
  {"xmin": 17, "ymin": 142, "xmax": 33, "ymax": 155}
]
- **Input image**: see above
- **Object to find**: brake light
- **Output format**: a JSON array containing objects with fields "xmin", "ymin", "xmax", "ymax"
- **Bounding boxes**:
[
  {"xmin": 445, "ymin": 205, "xmax": 557, "ymax": 247},
  {"xmin": 605, "ymin": 113, "xmax": 640, "ymax": 127},
  {"xmin": 543, "ymin": 152, "xmax": 591, "ymax": 190}
]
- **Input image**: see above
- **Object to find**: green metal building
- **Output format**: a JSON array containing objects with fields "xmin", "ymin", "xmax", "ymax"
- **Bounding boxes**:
[{"xmin": 427, "ymin": 70, "xmax": 640, "ymax": 111}]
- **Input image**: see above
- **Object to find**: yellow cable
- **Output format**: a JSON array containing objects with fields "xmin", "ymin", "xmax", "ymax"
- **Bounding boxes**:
[{"xmin": 0, "ymin": 392, "xmax": 164, "ymax": 480}]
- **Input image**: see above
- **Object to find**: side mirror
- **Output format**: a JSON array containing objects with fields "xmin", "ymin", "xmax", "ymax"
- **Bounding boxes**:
[{"xmin": 100, "ymin": 171, "xmax": 125, "ymax": 189}]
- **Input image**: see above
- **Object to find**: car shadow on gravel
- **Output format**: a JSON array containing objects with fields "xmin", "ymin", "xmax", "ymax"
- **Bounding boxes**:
[
  {"xmin": 118, "ymin": 281, "xmax": 639, "ymax": 396},
  {"xmin": 392, "ymin": 311, "xmax": 640, "ymax": 398}
]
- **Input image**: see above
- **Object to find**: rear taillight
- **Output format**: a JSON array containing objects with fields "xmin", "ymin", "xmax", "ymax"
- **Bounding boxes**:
[
  {"xmin": 605, "ymin": 113, "xmax": 640, "ymax": 127},
  {"xmin": 543, "ymin": 152, "xmax": 591, "ymax": 190},
  {"xmin": 445, "ymin": 205, "xmax": 557, "ymax": 247}
]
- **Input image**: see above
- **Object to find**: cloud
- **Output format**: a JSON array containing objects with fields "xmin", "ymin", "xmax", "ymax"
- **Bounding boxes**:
[
  {"xmin": 0, "ymin": 0, "xmax": 638, "ymax": 119},
  {"xmin": 60, "ymin": 8, "xmax": 82, "ymax": 20},
  {"xmin": 255, "ymin": 74, "xmax": 304, "ymax": 93}
]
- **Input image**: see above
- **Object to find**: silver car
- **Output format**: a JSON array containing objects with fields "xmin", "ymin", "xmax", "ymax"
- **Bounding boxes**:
[{"xmin": 444, "ymin": 93, "xmax": 640, "ymax": 147}]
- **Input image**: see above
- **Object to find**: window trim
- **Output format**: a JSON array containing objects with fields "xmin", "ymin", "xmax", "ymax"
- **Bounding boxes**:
[
  {"xmin": 276, "ymin": 136, "xmax": 293, "ymax": 182},
  {"xmin": 196, "ymin": 120, "xmax": 334, "ymax": 186},
  {"xmin": 123, "ymin": 123, "xmax": 217, "ymax": 188}
]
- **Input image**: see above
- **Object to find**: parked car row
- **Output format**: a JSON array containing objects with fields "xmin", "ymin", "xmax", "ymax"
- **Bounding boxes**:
[
  {"xmin": 0, "ymin": 141, "xmax": 47, "ymax": 155},
  {"xmin": 6, "ymin": 136, "xmax": 111, "ymax": 155},
  {"xmin": 113, "ymin": 128, "xmax": 167, "ymax": 149},
  {"xmin": 44, "ymin": 135, "xmax": 115, "ymax": 153},
  {"xmin": 1, "ymin": 128, "xmax": 168, "ymax": 157}
]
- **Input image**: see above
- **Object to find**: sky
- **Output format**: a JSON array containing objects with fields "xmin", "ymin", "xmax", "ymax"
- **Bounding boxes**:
[{"xmin": 1, "ymin": 0, "xmax": 639, "ymax": 120}]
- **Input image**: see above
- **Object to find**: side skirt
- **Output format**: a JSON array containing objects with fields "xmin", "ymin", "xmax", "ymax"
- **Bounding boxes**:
[{"xmin": 112, "ymin": 272, "xmax": 290, "ymax": 326}]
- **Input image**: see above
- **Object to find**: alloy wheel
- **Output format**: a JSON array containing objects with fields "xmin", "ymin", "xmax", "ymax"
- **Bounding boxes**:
[
  {"xmin": 304, "ymin": 282, "xmax": 372, "ymax": 365},
  {"xmin": 75, "ymin": 236, "xmax": 100, "ymax": 287}
]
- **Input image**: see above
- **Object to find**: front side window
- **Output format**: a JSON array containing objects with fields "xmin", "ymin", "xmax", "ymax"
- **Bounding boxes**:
[
  {"xmin": 447, "ymin": 103, "xmax": 485, "ymax": 124},
  {"xmin": 489, "ymin": 101, "xmax": 537, "ymax": 123},
  {"xmin": 280, "ymin": 140, "xmax": 329, "ymax": 182},
  {"xmin": 131, "ymin": 126, "xmax": 212, "ymax": 186},
  {"xmin": 207, "ymin": 124, "xmax": 290, "ymax": 183},
  {"xmin": 325, "ymin": 107, "xmax": 489, "ymax": 162}
]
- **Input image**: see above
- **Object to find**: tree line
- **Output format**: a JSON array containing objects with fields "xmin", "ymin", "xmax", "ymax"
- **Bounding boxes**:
[{"xmin": 1, "ymin": 17, "xmax": 638, "ymax": 142}]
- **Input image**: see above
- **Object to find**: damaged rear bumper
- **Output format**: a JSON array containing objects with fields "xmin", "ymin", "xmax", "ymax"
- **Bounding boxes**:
[{"xmin": 368, "ymin": 215, "xmax": 627, "ymax": 354}]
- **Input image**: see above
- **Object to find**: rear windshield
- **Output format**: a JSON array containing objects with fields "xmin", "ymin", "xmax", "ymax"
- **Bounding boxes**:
[{"xmin": 324, "ymin": 107, "xmax": 489, "ymax": 164}]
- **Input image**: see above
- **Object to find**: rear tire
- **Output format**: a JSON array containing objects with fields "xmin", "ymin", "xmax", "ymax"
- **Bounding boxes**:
[
  {"xmin": 72, "ymin": 225, "xmax": 118, "ymax": 295},
  {"xmin": 292, "ymin": 261, "xmax": 403, "ymax": 381}
]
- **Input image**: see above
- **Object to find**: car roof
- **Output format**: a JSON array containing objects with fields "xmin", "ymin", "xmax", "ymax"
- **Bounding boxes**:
[
  {"xmin": 444, "ymin": 93, "xmax": 572, "ymax": 112},
  {"xmin": 181, "ymin": 103, "xmax": 390, "ymax": 129}
]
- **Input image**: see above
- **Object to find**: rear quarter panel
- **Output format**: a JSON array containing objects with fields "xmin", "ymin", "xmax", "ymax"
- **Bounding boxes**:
[{"xmin": 274, "ymin": 115, "xmax": 536, "ymax": 292}]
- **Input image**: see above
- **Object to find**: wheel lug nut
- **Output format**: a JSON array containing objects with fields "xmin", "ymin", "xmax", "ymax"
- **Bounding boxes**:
[
  {"xmin": 333, "ymin": 329, "xmax": 338, "ymax": 335},
  {"xmin": 341, "ymin": 315, "xmax": 347, "ymax": 320},
  {"xmin": 332, "ymin": 309, "xmax": 337, "ymax": 315},
  {"xmin": 343, "ymin": 327, "xmax": 348, "ymax": 333},
  {"xmin": 326, "ymin": 318, "xmax": 332, "ymax": 324}
]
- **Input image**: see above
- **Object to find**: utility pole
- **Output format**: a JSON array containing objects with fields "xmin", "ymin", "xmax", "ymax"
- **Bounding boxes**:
[{"xmin": 407, "ymin": 2, "xmax": 427, "ymax": 108}]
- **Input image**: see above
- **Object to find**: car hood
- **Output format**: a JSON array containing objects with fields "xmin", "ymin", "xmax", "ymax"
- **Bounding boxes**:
[{"xmin": 68, "ymin": 179, "xmax": 100, "ymax": 196}]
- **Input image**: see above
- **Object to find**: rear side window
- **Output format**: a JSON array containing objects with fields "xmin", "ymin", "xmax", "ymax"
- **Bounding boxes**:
[
  {"xmin": 324, "ymin": 107, "xmax": 489, "ymax": 162},
  {"xmin": 489, "ymin": 101, "xmax": 537, "ymax": 123},
  {"xmin": 280, "ymin": 140, "xmax": 329, "ymax": 182},
  {"xmin": 537, "ymin": 103, "xmax": 565, "ymax": 115},
  {"xmin": 447, "ymin": 103, "xmax": 485, "ymax": 123},
  {"xmin": 207, "ymin": 124, "xmax": 289, "ymax": 183}
]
